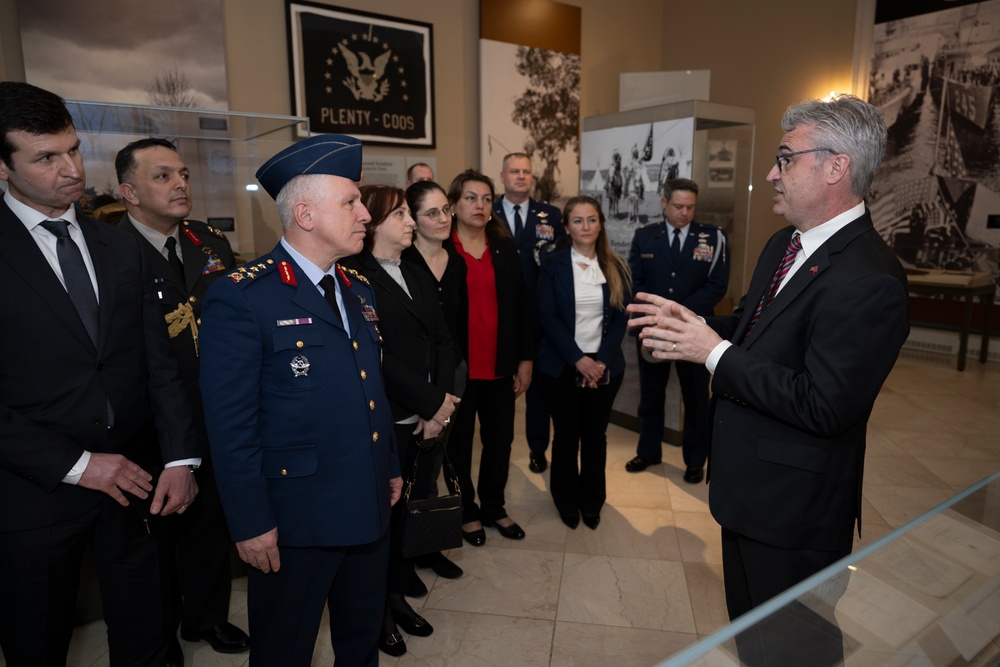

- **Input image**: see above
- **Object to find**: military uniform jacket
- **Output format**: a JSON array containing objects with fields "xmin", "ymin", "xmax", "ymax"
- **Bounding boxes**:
[
  {"xmin": 117, "ymin": 216, "xmax": 235, "ymax": 451},
  {"xmin": 199, "ymin": 243, "xmax": 399, "ymax": 547},
  {"xmin": 628, "ymin": 220, "xmax": 729, "ymax": 317},
  {"xmin": 493, "ymin": 196, "xmax": 564, "ymax": 330}
]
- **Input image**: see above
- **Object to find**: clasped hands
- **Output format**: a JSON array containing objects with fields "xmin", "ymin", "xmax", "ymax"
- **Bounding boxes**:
[
  {"xmin": 414, "ymin": 392, "xmax": 461, "ymax": 441},
  {"xmin": 626, "ymin": 292, "xmax": 722, "ymax": 365},
  {"xmin": 78, "ymin": 452, "xmax": 198, "ymax": 516}
]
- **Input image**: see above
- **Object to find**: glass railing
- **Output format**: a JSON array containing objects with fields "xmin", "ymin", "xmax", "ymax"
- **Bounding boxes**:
[{"xmin": 657, "ymin": 469, "xmax": 1000, "ymax": 666}]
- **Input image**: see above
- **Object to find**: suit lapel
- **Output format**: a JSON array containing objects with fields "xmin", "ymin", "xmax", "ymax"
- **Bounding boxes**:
[
  {"xmin": 179, "ymin": 228, "xmax": 210, "ymax": 290},
  {"xmin": 79, "ymin": 217, "xmax": 116, "ymax": 354},
  {"xmin": 741, "ymin": 214, "xmax": 872, "ymax": 345},
  {"xmin": 268, "ymin": 246, "xmax": 340, "ymax": 329},
  {"xmin": 0, "ymin": 203, "xmax": 98, "ymax": 353}
]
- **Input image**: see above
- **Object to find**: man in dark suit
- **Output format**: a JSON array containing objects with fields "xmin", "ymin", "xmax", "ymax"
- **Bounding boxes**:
[
  {"xmin": 115, "ymin": 138, "xmax": 249, "ymax": 661},
  {"xmin": 199, "ymin": 134, "xmax": 402, "ymax": 667},
  {"xmin": 626, "ymin": 179, "xmax": 729, "ymax": 482},
  {"xmin": 630, "ymin": 96, "xmax": 910, "ymax": 665},
  {"xmin": 493, "ymin": 152, "xmax": 563, "ymax": 473},
  {"xmin": 0, "ymin": 81, "xmax": 199, "ymax": 666}
]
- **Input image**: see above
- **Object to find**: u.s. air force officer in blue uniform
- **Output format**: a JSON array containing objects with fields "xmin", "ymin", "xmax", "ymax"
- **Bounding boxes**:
[
  {"xmin": 492, "ymin": 152, "xmax": 563, "ymax": 473},
  {"xmin": 626, "ymin": 178, "xmax": 729, "ymax": 482},
  {"xmin": 199, "ymin": 134, "xmax": 402, "ymax": 667}
]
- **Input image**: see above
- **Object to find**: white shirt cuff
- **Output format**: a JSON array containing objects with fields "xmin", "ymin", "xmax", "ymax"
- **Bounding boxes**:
[
  {"xmin": 165, "ymin": 458, "xmax": 202, "ymax": 469},
  {"xmin": 706, "ymin": 341, "xmax": 733, "ymax": 375},
  {"xmin": 62, "ymin": 450, "xmax": 92, "ymax": 485}
]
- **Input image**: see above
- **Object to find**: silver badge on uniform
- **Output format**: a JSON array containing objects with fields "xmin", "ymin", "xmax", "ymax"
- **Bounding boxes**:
[{"xmin": 290, "ymin": 354, "xmax": 310, "ymax": 377}]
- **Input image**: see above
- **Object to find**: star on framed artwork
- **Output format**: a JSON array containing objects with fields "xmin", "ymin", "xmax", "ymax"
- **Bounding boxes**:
[{"xmin": 286, "ymin": 1, "xmax": 435, "ymax": 147}]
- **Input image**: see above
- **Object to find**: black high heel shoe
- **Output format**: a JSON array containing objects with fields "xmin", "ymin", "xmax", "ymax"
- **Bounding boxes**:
[
  {"xmin": 481, "ymin": 518, "xmax": 526, "ymax": 540},
  {"xmin": 561, "ymin": 513, "xmax": 580, "ymax": 529},
  {"xmin": 378, "ymin": 630, "xmax": 406, "ymax": 657},
  {"xmin": 462, "ymin": 528, "xmax": 486, "ymax": 546},
  {"xmin": 389, "ymin": 597, "xmax": 433, "ymax": 637},
  {"xmin": 581, "ymin": 513, "xmax": 600, "ymax": 530}
]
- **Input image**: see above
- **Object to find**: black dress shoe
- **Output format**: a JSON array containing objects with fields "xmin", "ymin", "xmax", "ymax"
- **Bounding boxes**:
[
  {"xmin": 683, "ymin": 466, "xmax": 705, "ymax": 484},
  {"xmin": 560, "ymin": 513, "xmax": 580, "ymax": 529},
  {"xmin": 378, "ymin": 630, "xmax": 406, "ymax": 657},
  {"xmin": 391, "ymin": 605, "xmax": 433, "ymax": 637},
  {"xmin": 625, "ymin": 456, "xmax": 661, "ymax": 473},
  {"xmin": 482, "ymin": 519, "xmax": 526, "ymax": 540},
  {"xmin": 180, "ymin": 622, "xmax": 249, "ymax": 654},
  {"xmin": 528, "ymin": 451, "xmax": 548, "ymax": 473},
  {"xmin": 414, "ymin": 551, "xmax": 463, "ymax": 579},
  {"xmin": 165, "ymin": 637, "xmax": 184, "ymax": 667},
  {"xmin": 462, "ymin": 528, "xmax": 486, "ymax": 546},
  {"xmin": 581, "ymin": 514, "xmax": 601, "ymax": 530},
  {"xmin": 405, "ymin": 574, "xmax": 428, "ymax": 598}
]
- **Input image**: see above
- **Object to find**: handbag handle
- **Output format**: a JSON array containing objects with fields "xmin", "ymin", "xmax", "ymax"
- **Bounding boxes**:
[{"xmin": 403, "ymin": 440, "xmax": 461, "ymax": 501}]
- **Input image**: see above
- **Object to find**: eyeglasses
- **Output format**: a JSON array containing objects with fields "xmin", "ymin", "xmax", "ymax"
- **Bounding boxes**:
[
  {"xmin": 774, "ymin": 147, "xmax": 836, "ymax": 173},
  {"xmin": 417, "ymin": 206, "xmax": 452, "ymax": 219}
]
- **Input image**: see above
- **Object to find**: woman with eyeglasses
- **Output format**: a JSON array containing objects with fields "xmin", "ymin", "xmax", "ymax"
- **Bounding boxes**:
[
  {"xmin": 340, "ymin": 184, "xmax": 461, "ymax": 657},
  {"xmin": 402, "ymin": 180, "xmax": 468, "ymax": 355},
  {"xmin": 445, "ymin": 169, "xmax": 533, "ymax": 547},
  {"xmin": 536, "ymin": 196, "xmax": 631, "ymax": 530}
]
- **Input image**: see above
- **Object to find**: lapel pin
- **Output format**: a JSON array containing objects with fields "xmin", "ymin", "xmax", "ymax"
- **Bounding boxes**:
[{"xmin": 809, "ymin": 266, "xmax": 818, "ymax": 275}]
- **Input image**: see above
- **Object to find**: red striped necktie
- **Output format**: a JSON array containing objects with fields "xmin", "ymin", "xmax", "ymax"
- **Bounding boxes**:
[{"xmin": 743, "ymin": 232, "xmax": 801, "ymax": 338}]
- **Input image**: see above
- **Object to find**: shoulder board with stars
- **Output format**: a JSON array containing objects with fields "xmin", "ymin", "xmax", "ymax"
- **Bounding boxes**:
[
  {"xmin": 337, "ymin": 264, "xmax": 370, "ymax": 285},
  {"xmin": 182, "ymin": 219, "xmax": 226, "ymax": 239},
  {"xmin": 227, "ymin": 257, "xmax": 277, "ymax": 285}
]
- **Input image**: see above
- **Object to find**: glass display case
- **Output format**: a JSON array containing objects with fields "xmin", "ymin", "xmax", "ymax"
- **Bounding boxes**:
[
  {"xmin": 580, "ymin": 100, "xmax": 755, "ymax": 438},
  {"xmin": 657, "ymin": 469, "xmax": 1000, "ymax": 666},
  {"xmin": 66, "ymin": 100, "xmax": 309, "ymax": 258}
]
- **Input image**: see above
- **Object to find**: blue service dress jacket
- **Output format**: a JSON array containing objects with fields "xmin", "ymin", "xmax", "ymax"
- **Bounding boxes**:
[
  {"xmin": 535, "ymin": 249, "xmax": 628, "ymax": 379},
  {"xmin": 199, "ymin": 242, "xmax": 399, "ymax": 548},
  {"xmin": 628, "ymin": 220, "xmax": 729, "ymax": 316}
]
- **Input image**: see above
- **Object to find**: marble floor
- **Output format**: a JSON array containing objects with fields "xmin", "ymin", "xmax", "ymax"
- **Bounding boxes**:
[{"xmin": 6, "ymin": 349, "xmax": 1000, "ymax": 666}]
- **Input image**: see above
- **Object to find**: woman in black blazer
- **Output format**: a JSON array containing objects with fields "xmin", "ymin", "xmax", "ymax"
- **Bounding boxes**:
[
  {"xmin": 536, "ymin": 196, "xmax": 631, "ymax": 529},
  {"xmin": 341, "ymin": 185, "xmax": 461, "ymax": 657},
  {"xmin": 445, "ymin": 169, "xmax": 534, "ymax": 546},
  {"xmin": 401, "ymin": 180, "xmax": 468, "ymax": 365}
]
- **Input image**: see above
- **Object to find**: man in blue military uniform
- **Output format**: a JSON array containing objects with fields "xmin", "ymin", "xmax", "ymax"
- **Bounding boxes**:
[
  {"xmin": 199, "ymin": 134, "xmax": 402, "ymax": 667},
  {"xmin": 626, "ymin": 178, "xmax": 729, "ymax": 482},
  {"xmin": 493, "ymin": 152, "xmax": 563, "ymax": 473},
  {"xmin": 115, "ymin": 138, "xmax": 248, "ymax": 664}
]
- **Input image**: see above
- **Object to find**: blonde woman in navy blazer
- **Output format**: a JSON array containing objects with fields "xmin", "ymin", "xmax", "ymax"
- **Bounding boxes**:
[{"xmin": 536, "ymin": 196, "xmax": 631, "ymax": 529}]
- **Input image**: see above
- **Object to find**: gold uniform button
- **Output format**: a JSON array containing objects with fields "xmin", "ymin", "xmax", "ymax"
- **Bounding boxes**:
[
  {"xmin": 188, "ymin": 296, "xmax": 197, "ymax": 303},
  {"xmin": 280, "ymin": 468, "xmax": 288, "ymax": 476},
  {"xmin": 372, "ymin": 431, "xmax": 379, "ymax": 442},
  {"xmin": 369, "ymin": 400, "xmax": 375, "ymax": 410},
  {"xmin": 267, "ymin": 259, "xmax": 275, "ymax": 264},
  {"xmin": 296, "ymin": 341, "xmax": 304, "ymax": 349},
  {"xmin": 360, "ymin": 370, "xmax": 367, "ymax": 380},
  {"xmin": 353, "ymin": 341, "xmax": 359, "ymax": 350}
]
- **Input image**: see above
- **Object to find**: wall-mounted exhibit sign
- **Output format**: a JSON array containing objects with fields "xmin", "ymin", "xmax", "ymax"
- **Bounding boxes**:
[{"xmin": 287, "ymin": 1, "xmax": 435, "ymax": 147}]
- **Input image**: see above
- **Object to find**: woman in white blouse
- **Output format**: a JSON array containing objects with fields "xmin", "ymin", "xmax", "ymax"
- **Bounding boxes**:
[{"xmin": 535, "ymin": 196, "xmax": 632, "ymax": 529}]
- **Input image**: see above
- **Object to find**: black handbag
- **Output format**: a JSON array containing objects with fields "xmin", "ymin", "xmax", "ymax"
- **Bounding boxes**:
[{"xmin": 396, "ymin": 442, "xmax": 463, "ymax": 558}]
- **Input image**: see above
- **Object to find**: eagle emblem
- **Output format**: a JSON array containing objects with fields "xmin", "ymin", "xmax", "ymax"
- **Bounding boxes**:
[{"xmin": 338, "ymin": 43, "xmax": 392, "ymax": 102}]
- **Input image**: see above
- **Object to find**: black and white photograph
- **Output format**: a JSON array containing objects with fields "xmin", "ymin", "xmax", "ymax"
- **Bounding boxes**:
[
  {"xmin": 479, "ymin": 38, "xmax": 580, "ymax": 204},
  {"xmin": 287, "ymin": 1, "xmax": 435, "ymax": 146},
  {"xmin": 867, "ymin": 0, "xmax": 1000, "ymax": 293},
  {"xmin": 580, "ymin": 118, "xmax": 694, "ymax": 258},
  {"xmin": 707, "ymin": 139, "xmax": 737, "ymax": 189}
]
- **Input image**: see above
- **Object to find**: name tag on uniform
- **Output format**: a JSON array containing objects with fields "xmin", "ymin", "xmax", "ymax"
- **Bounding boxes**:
[
  {"xmin": 641, "ymin": 253, "xmax": 654, "ymax": 259},
  {"xmin": 276, "ymin": 317, "xmax": 313, "ymax": 326}
]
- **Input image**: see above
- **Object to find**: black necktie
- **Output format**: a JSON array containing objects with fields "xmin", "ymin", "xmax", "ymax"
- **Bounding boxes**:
[
  {"xmin": 513, "ymin": 204, "xmax": 524, "ymax": 236},
  {"xmin": 165, "ymin": 236, "xmax": 184, "ymax": 278},
  {"xmin": 41, "ymin": 219, "xmax": 99, "ymax": 344},
  {"xmin": 671, "ymin": 228, "xmax": 681, "ymax": 259},
  {"xmin": 319, "ymin": 275, "xmax": 345, "ymax": 330}
]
